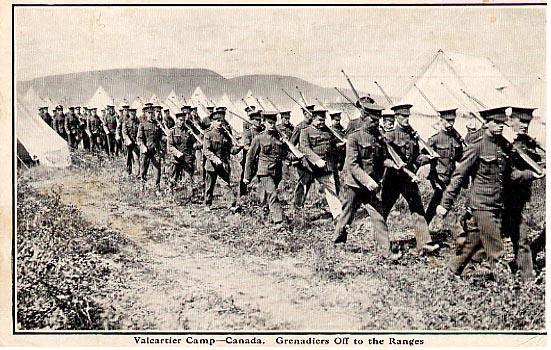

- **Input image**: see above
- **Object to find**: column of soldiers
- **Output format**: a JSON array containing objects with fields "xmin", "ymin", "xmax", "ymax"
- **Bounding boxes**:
[{"xmin": 37, "ymin": 94, "xmax": 545, "ymax": 281}]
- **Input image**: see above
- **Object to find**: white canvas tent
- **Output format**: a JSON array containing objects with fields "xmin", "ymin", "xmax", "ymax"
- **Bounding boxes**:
[
  {"xmin": 164, "ymin": 90, "xmax": 182, "ymax": 114},
  {"xmin": 17, "ymin": 101, "xmax": 71, "ymax": 167},
  {"xmin": 87, "ymin": 86, "xmax": 114, "ymax": 109},
  {"xmin": 190, "ymin": 87, "xmax": 212, "ymax": 118},
  {"xmin": 218, "ymin": 93, "xmax": 244, "ymax": 133},
  {"xmin": 23, "ymin": 87, "xmax": 45, "ymax": 112},
  {"xmin": 131, "ymin": 96, "xmax": 145, "ymax": 111}
]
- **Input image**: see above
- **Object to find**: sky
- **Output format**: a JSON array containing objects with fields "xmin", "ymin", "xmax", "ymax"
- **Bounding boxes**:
[{"xmin": 15, "ymin": 5, "xmax": 545, "ymax": 97}]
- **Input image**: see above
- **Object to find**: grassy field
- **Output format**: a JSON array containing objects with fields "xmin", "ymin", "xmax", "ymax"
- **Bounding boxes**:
[{"xmin": 16, "ymin": 150, "xmax": 545, "ymax": 330}]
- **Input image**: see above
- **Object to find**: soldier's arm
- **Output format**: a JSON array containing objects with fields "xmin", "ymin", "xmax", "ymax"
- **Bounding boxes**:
[
  {"xmin": 243, "ymin": 136, "xmax": 260, "ymax": 182},
  {"xmin": 136, "ymin": 124, "xmax": 145, "ymax": 145},
  {"xmin": 289, "ymin": 126, "xmax": 301, "ymax": 145},
  {"xmin": 121, "ymin": 120, "xmax": 129, "ymax": 142},
  {"xmin": 441, "ymin": 144, "xmax": 479, "ymax": 210},
  {"xmin": 299, "ymin": 128, "xmax": 323, "ymax": 164}
]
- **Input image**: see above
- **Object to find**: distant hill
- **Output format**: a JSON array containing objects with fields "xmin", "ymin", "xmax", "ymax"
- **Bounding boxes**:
[{"xmin": 17, "ymin": 68, "xmax": 390, "ymax": 110}]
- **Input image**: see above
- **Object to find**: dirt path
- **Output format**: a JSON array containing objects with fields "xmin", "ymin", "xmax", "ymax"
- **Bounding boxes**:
[{"xmin": 31, "ymin": 171, "xmax": 370, "ymax": 330}]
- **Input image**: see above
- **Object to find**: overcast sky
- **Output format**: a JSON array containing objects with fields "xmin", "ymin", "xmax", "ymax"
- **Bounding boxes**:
[{"xmin": 15, "ymin": 5, "xmax": 545, "ymax": 96}]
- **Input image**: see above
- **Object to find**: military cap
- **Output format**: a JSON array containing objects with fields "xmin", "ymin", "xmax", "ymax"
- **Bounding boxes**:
[
  {"xmin": 479, "ymin": 106, "xmax": 508, "ymax": 122},
  {"xmin": 107, "ymin": 105, "xmax": 115, "ymax": 109},
  {"xmin": 245, "ymin": 105, "xmax": 256, "ymax": 114},
  {"xmin": 215, "ymin": 106, "xmax": 227, "ymax": 112},
  {"xmin": 175, "ymin": 112, "xmax": 185, "ymax": 118},
  {"xmin": 164, "ymin": 108, "xmax": 170, "ymax": 112},
  {"xmin": 38, "ymin": 107, "xmax": 46, "ymax": 111},
  {"xmin": 190, "ymin": 106, "xmax": 198, "ymax": 111},
  {"xmin": 74, "ymin": 106, "xmax": 81, "ymax": 111},
  {"xmin": 181, "ymin": 105, "xmax": 192, "ymax": 112},
  {"xmin": 154, "ymin": 105, "xmax": 162, "ymax": 110},
  {"xmin": 382, "ymin": 112, "xmax": 395, "ymax": 120},
  {"xmin": 122, "ymin": 105, "xmax": 130, "ymax": 109},
  {"xmin": 129, "ymin": 108, "xmax": 137, "ymax": 113},
  {"xmin": 280, "ymin": 110, "xmax": 291, "ymax": 117},
  {"xmin": 304, "ymin": 104, "xmax": 316, "ymax": 111},
  {"xmin": 68, "ymin": 107, "xmax": 75, "ymax": 111},
  {"xmin": 56, "ymin": 105, "xmax": 63, "ymax": 110},
  {"xmin": 510, "ymin": 107, "xmax": 536, "ymax": 123},
  {"xmin": 330, "ymin": 112, "xmax": 342, "ymax": 120},
  {"xmin": 438, "ymin": 108, "xmax": 457, "ymax": 121},
  {"xmin": 391, "ymin": 104, "xmax": 413, "ymax": 116},
  {"xmin": 145, "ymin": 102, "xmax": 154, "ymax": 107},
  {"xmin": 83, "ymin": 107, "xmax": 89, "ymax": 111},
  {"xmin": 90, "ymin": 107, "xmax": 97, "ymax": 111},
  {"xmin": 261, "ymin": 111, "xmax": 278, "ymax": 122},
  {"xmin": 312, "ymin": 109, "xmax": 327, "ymax": 118},
  {"xmin": 206, "ymin": 106, "xmax": 215, "ymax": 113},
  {"xmin": 119, "ymin": 109, "xmax": 124, "ymax": 113},
  {"xmin": 143, "ymin": 106, "xmax": 153, "ymax": 112},
  {"xmin": 363, "ymin": 103, "xmax": 385, "ymax": 119},
  {"xmin": 355, "ymin": 96, "xmax": 375, "ymax": 108},
  {"xmin": 249, "ymin": 110, "xmax": 262, "ymax": 119}
]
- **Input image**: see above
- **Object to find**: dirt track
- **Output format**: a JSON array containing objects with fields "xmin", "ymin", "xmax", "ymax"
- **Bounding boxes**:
[{"xmin": 23, "ymin": 155, "xmax": 545, "ymax": 331}]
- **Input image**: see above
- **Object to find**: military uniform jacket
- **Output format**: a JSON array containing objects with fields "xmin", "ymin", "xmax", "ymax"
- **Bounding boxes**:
[
  {"xmin": 428, "ymin": 129, "xmax": 463, "ymax": 185},
  {"xmin": 276, "ymin": 123, "xmax": 294, "ymax": 140},
  {"xmin": 385, "ymin": 124, "xmax": 428, "ymax": 172},
  {"xmin": 88, "ymin": 115, "xmax": 103, "ymax": 134},
  {"xmin": 53, "ymin": 113, "xmax": 66, "ymax": 134},
  {"xmin": 203, "ymin": 127, "xmax": 240, "ymax": 172},
  {"xmin": 242, "ymin": 123, "xmax": 264, "ymax": 149},
  {"xmin": 441, "ymin": 132, "xmax": 533, "ymax": 211},
  {"xmin": 122, "ymin": 117, "xmax": 140, "ymax": 144},
  {"xmin": 137, "ymin": 120, "xmax": 162, "ymax": 152},
  {"xmin": 64, "ymin": 113, "xmax": 80, "ymax": 134},
  {"xmin": 299, "ymin": 124, "xmax": 338, "ymax": 173},
  {"xmin": 344, "ymin": 118, "xmax": 362, "ymax": 136},
  {"xmin": 244, "ymin": 130, "xmax": 289, "ymax": 182},
  {"xmin": 465, "ymin": 128, "xmax": 484, "ymax": 145},
  {"xmin": 104, "ymin": 113, "xmax": 118, "ymax": 133},
  {"xmin": 345, "ymin": 127, "xmax": 387, "ymax": 189},
  {"xmin": 290, "ymin": 120, "xmax": 310, "ymax": 146},
  {"xmin": 167, "ymin": 126, "xmax": 196, "ymax": 163}
]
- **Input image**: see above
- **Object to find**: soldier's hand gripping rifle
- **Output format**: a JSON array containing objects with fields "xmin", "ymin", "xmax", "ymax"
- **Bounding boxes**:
[
  {"xmin": 334, "ymin": 86, "xmax": 419, "ymax": 183},
  {"xmin": 282, "ymin": 88, "xmax": 347, "ymax": 144}
]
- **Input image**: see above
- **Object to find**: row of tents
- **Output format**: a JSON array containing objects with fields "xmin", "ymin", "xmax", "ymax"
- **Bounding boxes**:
[{"xmin": 17, "ymin": 49, "xmax": 546, "ymax": 168}]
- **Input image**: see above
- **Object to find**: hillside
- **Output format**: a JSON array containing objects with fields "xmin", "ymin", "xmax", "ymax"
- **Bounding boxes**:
[{"xmin": 17, "ymin": 68, "xmax": 389, "ymax": 110}]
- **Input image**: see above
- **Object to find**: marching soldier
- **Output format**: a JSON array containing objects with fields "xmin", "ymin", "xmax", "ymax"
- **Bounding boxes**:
[
  {"xmin": 437, "ymin": 107, "xmax": 538, "ymax": 278},
  {"xmin": 330, "ymin": 111, "xmax": 346, "ymax": 172},
  {"xmin": 502, "ymin": 107, "xmax": 544, "ymax": 279},
  {"xmin": 424, "ymin": 108, "xmax": 464, "ymax": 224},
  {"xmin": 291, "ymin": 104, "xmax": 314, "ymax": 208},
  {"xmin": 276, "ymin": 110, "xmax": 294, "ymax": 139},
  {"xmin": 298, "ymin": 109, "xmax": 343, "ymax": 219},
  {"xmin": 78, "ymin": 107, "xmax": 91, "ymax": 151},
  {"xmin": 88, "ymin": 108, "xmax": 104, "ymax": 153},
  {"xmin": 121, "ymin": 108, "xmax": 140, "ymax": 176},
  {"xmin": 381, "ymin": 104, "xmax": 439, "ymax": 253},
  {"xmin": 243, "ymin": 111, "xmax": 290, "ymax": 227},
  {"xmin": 103, "ymin": 106, "xmax": 119, "ymax": 156},
  {"xmin": 53, "ymin": 106, "xmax": 67, "ymax": 141},
  {"xmin": 39, "ymin": 107, "xmax": 53, "ymax": 128},
  {"xmin": 333, "ymin": 103, "xmax": 401, "ymax": 260},
  {"xmin": 137, "ymin": 106, "xmax": 163, "ymax": 192},
  {"xmin": 239, "ymin": 106, "xmax": 264, "ymax": 196},
  {"xmin": 166, "ymin": 112, "xmax": 199, "ymax": 191},
  {"xmin": 202, "ymin": 108, "xmax": 242, "ymax": 209},
  {"xmin": 163, "ymin": 109, "xmax": 175, "ymax": 129}
]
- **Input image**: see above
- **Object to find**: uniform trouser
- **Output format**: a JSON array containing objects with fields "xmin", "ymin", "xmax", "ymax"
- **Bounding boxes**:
[
  {"xmin": 140, "ymin": 151, "xmax": 161, "ymax": 186},
  {"xmin": 204, "ymin": 168, "xmax": 236, "ymax": 206},
  {"xmin": 239, "ymin": 150, "xmax": 248, "ymax": 196},
  {"xmin": 168, "ymin": 159, "xmax": 195, "ymax": 188},
  {"xmin": 106, "ymin": 132, "xmax": 118, "ymax": 156},
  {"xmin": 67, "ymin": 131, "xmax": 79, "ymax": 149},
  {"xmin": 425, "ymin": 187, "xmax": 444, "ymax": 225},
  {"xmin": 449, "ymin": 209, "xmax": 504, "ymax": 275},
  {"xmin": 381, "ymin": 174, "xmax": 432, "ymax": 249},
  {"xmin": 503, "ymin": 202, "xmax": 533, "ymax": 277},
  {"xmin": 90, "ymin": 133, "xmax": 103, "ymax": 152},
  {"xmin": 126, "ymin": 143, "xmax": 140, "ymax": 175},
  {"xmin": 334, "ymin": 185, "xmax": 391, "ymax": 255},
  {"xmin": 530, "ymin": 227, "xmax": 545, "ymax": 266},
  {"xmin": 258, "ymin": 175, "xmax": 284, "ymax": 224},
  {"xmin": 295, "ymin": 169, "xmax": 342, "ymax": 219},
  {"xmin": 81, "ymin": 132, "xmax": 91, "ymax": 151}
]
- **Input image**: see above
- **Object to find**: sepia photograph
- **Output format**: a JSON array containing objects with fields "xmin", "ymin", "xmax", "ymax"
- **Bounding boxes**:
[{"xmin": 3, "ymin": 1, "xmax": 547, "ymax": 345}]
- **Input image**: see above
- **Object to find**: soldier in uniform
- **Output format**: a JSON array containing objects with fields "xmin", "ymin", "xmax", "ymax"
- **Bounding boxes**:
[
  {"xmin": 78, "ymin": 107, "xmax": 91, "ymax": 151},
  {"xmin": 298, "ymin": 109, "xmax": 343, "ymax": 219},
  {"xmin": 163, "ymin": 109, "xmax": 175, "ymax": 129},
  {"xmin": 202, "ymin": 109, "xmax": 242, "ymax": 209},
  {"xmin": 276, "ymin": 111, "xmax": 294, "ymax": 139},
  {"xmin": 291, "ymin": 104, "xmax": 314, "ymax": 208},
  {"xmin": 65, "ymin": 107, "xmax": 80, "ymax": 149},
  {"xmin": 88, "ymin": 108, "xmax": 104, "ymax": 153},
  {"xmin": 239, "ymin": 106, "xmax": 264, "ymax": 196},
  {"xmin": 381, "ymin": 104, "xmax": 439, "ymax": 253},
  {"xmin": 381, "ymin": 112, "xmax": 395, "ymax": 133},
  {"xmin": 137, "ymin": 106, "xmax": 163, "ymax": 191},
  {"xmin": 103, "ymin": 105, "xmax": 119, "ymax": 156},
  {"xmin": 330, "ymin": 111, "xmax": 346, "ymax": 173},
  {"xmin": 437, "ymin": 107, "xmax": 538, "ymax": 278},
  {"xmin": 243, "ymin": 111, "xmax": 290, "ymax": 227},
  {"xmin": 333, "ymin": 103, "xmax": 401, "ymax": 260},
  {"xmin": 464, "ymin": 117, "xmax": 484, "ymax": 145},
  {"xmin": 502, "ymin": 107, "xmax": 544, "ymax": 279},
  {"xmin": 424, "ymin": 108, "xmax": 464, "ymax": 224},
  {"xmin": 121, "ymin": 108, "xmax": 140, "ymax": 176},
  {"xmin": 166, "ymin": 112, "xmax": 199, "ymax": 191},
  {"xmin": 53, "ymin": 106, "xmax": 67, "ymax": 141},
  {"xmin": 39, "ymin": 107, "xmax": 53, "ymax": 128}
]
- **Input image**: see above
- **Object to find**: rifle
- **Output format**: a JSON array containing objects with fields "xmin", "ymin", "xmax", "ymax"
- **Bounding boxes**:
[
  {"xmin": 315, "ymin": 97, "xmax": 351, "ymax": 123},
  {"xmin": 296, "ymin": 86, "xmax": 309, "ymax": 106},
  {"xmin": 374, "ymin": 81, "xmax": 394, "ymax": 105},
  {"xmin": 266, "ymin": 97, "xmax": 280, "ymax": 113},
  {"xmin": 282, "ymin": 88, "xmax": 347, "ymax": 144},
  {"xmin": 254, "ymin": 97, "xmax": 267, "ymax": 111}
]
